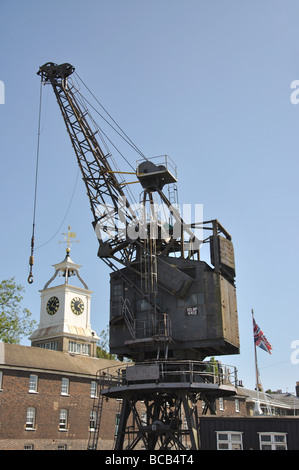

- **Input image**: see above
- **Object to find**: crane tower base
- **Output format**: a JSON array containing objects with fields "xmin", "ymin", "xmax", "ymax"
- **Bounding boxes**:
[{"xmin": 88, "ymin": 360, "xmax": 237, "ymax": 450}]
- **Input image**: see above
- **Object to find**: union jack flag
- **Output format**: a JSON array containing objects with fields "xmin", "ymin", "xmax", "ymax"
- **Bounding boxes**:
[{"xmin": 253, "ymin": 319, "xmax": 273, "ymax": 354}]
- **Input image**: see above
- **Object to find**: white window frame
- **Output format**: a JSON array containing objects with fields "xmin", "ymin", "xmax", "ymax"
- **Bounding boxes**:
[
  {"xmin": 0, "ymin": 371, "xmax": 3, "ymax": 390},
  {"xmin": 219, "ymin": 397, "xmax": 224, "ymax": 411},
  {"xmin": 83, "ymin": 343, "xmax": 90, "ymax": 355},
  {"xmin": 29, "ymin": 374, "xmax": 38, "ymax": 393},
  {"xmin": 90, "ymin": 380, "xmax": 98, "ymax": 398},
  {"xmin": 89, "ymin": 410, "xmax": 97, "ymax": 431},
  {"xmin": 258, "ymin": 432, "xmax": 287, "ymax": 450},
  {"xmin": 216, "ymin": 431, "xmax": 243, "ymax": 450},
  {"xmin": 59, "ymin": 409, "xmax": 68, "ymax": 431},
  {"xmin": 24, "ymin": 444, "xmax": 34, "ymax": 450},
  {"xmin": 115, "ymin": 412, "xmax": 121, "ymax": 437},
  {"xmin": 36, "ymin": 341, "xmax": 58, "ymax": 350},
  {"xmin": 235, "ymin": 398, "xmax": 240, "ymax": 413},
  {"xmin": 141, "ymin": 411, "xmax": 147, "ymax": 425},
  {"xmin": 26, "ymin": 407, "xmax": 36, "ymax": 430},
  {"xmin": 61, "ymin": 377, "xmax": 69, "ymax": 396},
  {"xmin": 68, "ymin": 341, "xmax": 90, "ymax": 356}
]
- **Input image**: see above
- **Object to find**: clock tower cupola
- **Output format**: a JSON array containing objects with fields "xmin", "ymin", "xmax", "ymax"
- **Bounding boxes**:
[{"xmin": 30, "ymin": 228, "xmax": 99, "ymax": 357}]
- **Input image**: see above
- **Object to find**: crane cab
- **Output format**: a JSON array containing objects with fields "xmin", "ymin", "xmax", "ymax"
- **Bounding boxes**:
[{"xmin": 136, "ymin": 155, "xmax": 177, "ymax": 191}]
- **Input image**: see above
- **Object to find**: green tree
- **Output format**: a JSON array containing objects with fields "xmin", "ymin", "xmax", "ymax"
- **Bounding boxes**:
[
  {"xmin": 206, "ymin": 356, "xmax": 219, "ymax": 374},
  {"xmin": 96, "ymin": 327, "xmax": 117, "ymax": 360},
  {"xmin": 0, "ymin": 277, "xmax": 36, "ymax": 343},
  {"xmin": 96, "ymin": 327, "xmax": 132, "ymax": 362}
]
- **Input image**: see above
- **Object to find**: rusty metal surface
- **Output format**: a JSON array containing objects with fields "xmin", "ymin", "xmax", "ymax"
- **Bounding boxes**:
[{"xmin": 110, "ymin": 256, "xmax": 239, "ymax": 361}]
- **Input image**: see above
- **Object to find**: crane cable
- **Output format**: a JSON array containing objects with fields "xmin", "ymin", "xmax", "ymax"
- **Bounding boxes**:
[
  {"xmin": 34, "ymin": 167, "xmax": 80, "ymax": 250},
  {"xmin": 28, "ymin": 82, "xmax": 81, "ymax": 282},
  {"xmin": 28, "ymin": 80, "xmax": 43, "ymax": 284},
  {"xmin": 74, "ymin": 72, "xmax": 148, "ymax": 161}
]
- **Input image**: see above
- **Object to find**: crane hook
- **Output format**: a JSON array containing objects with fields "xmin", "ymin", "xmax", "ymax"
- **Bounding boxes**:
[{"xmin": 28, "ymin": 239, "xmax": 35, "ymax": 284}]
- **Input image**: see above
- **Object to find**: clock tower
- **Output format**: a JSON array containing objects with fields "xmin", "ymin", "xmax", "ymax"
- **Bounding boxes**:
[{"xmin": 30, "ymin": 239, "xmax": 99, "ymax": 357}]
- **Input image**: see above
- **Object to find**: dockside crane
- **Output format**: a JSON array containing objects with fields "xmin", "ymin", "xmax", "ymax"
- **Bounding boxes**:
[{"xmin": 34, "ymin": 62, "xmax": 240, "ymax": 450}]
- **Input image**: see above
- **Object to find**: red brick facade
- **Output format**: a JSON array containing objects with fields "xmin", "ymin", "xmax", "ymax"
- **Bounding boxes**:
[
  {"xmin": 0, "ymin": 343, "xmax": 123, "ymax": 450},
  {"xmin": 0, "ymin": 368, "xmax": 121, "ymax": 450},
  {"xmin": 0, "ymin": 343, "xmax": 247, "ymax": 450}
]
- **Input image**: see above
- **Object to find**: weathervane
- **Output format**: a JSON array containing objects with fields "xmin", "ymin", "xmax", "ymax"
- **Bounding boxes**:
[{"xmin": 60, "ymin": 226, "xmax": 79, "ymax": 253}]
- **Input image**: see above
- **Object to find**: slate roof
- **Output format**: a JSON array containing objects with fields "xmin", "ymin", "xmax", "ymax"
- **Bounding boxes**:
[
  {"xmin": 0, "ymin": 341, "xmax": 121, "ymax": 378},
  {"xmin": 268, "ymin": 392, "xmax": 299, "ymax": 411},
  {"xmin": 237, "ymin": 386, "xmax": 292, "ymax": 411}
]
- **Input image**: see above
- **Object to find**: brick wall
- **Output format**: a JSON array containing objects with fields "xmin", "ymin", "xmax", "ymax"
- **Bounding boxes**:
[
  {"xmin": 0, "ymin": 368, "xmax": 119, "ymax": 450},
  {"xmin": 196, "ymin": 395, "xmax": 247, "ymax": 417}
]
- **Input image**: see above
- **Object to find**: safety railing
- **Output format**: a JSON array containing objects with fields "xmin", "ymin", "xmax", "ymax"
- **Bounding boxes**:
[
  {"xmin": 98, "ymin": 360, "xmax": 237, "ymax": 390},
  {"xmin": 136, "ymin": 154, "xmax": 177, "ymax": 180}
]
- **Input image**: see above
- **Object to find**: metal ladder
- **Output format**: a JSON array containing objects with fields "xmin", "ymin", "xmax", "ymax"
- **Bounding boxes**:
[
  {"xmin": 87, "ymin": 371, "xmax": 105, "ymax": 450},
  {"xmin": 121, "ymin": 297, "xmax": 136, "ymax": 340}
]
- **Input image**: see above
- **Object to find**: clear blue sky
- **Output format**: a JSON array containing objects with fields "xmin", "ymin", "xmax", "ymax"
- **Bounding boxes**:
[{"xmin": 1, "ymin": 0, "xmax": 299, "ymax": 393}]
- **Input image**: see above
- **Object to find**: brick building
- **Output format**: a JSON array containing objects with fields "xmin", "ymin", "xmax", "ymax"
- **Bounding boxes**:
[
  {"xmin": 1, "ymin": 343, "xmax": 299, "ymax": 451},
  {"xmin": 0, "ymin": 341, "xmax": 247, "ymax": 450},
  {"xmin": 0, "ymin": 342, "xmax": 120, "ymax": 450}
]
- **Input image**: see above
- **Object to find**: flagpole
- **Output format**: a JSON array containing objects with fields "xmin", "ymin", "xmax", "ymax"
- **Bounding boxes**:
[{"xmin": 252, "ymin": 308, "xmax": 262, "ymax": 414}]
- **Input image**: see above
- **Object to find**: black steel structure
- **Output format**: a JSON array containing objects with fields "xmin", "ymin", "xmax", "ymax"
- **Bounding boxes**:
[
  {"xmin": 88, "ymin": 360, "xmax": 238, "ymax": 450},
  {"xmin": 37, "ymin": 62, "xmax": 240, "ymax": 450}
]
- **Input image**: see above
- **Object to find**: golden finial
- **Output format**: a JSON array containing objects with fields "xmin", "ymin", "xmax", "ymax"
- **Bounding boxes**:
[{"xmin": 60, "ymin": 226, "xmax": 79, "ymax": 253}]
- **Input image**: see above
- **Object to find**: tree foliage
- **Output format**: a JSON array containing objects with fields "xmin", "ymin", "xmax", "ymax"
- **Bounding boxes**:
[
  {"xmin": 206, "ymin": 356, "xmax": 219, "ymax": 374},
  {"xmin": 96, "ymin": 327, "xmax": 132, "ymax": 362},
  {"xmin": 96, "ymin": 327, "xmax": 117, "ymax": 360},
  {"xmin": 0, "ymin": 277, "xmax": 36, "ymax": 343}
]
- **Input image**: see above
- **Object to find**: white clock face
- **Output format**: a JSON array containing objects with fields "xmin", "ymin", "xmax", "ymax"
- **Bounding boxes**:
[{"xmin": 70, "ymin": 297, "xmax": 84, "ymax": 315}]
